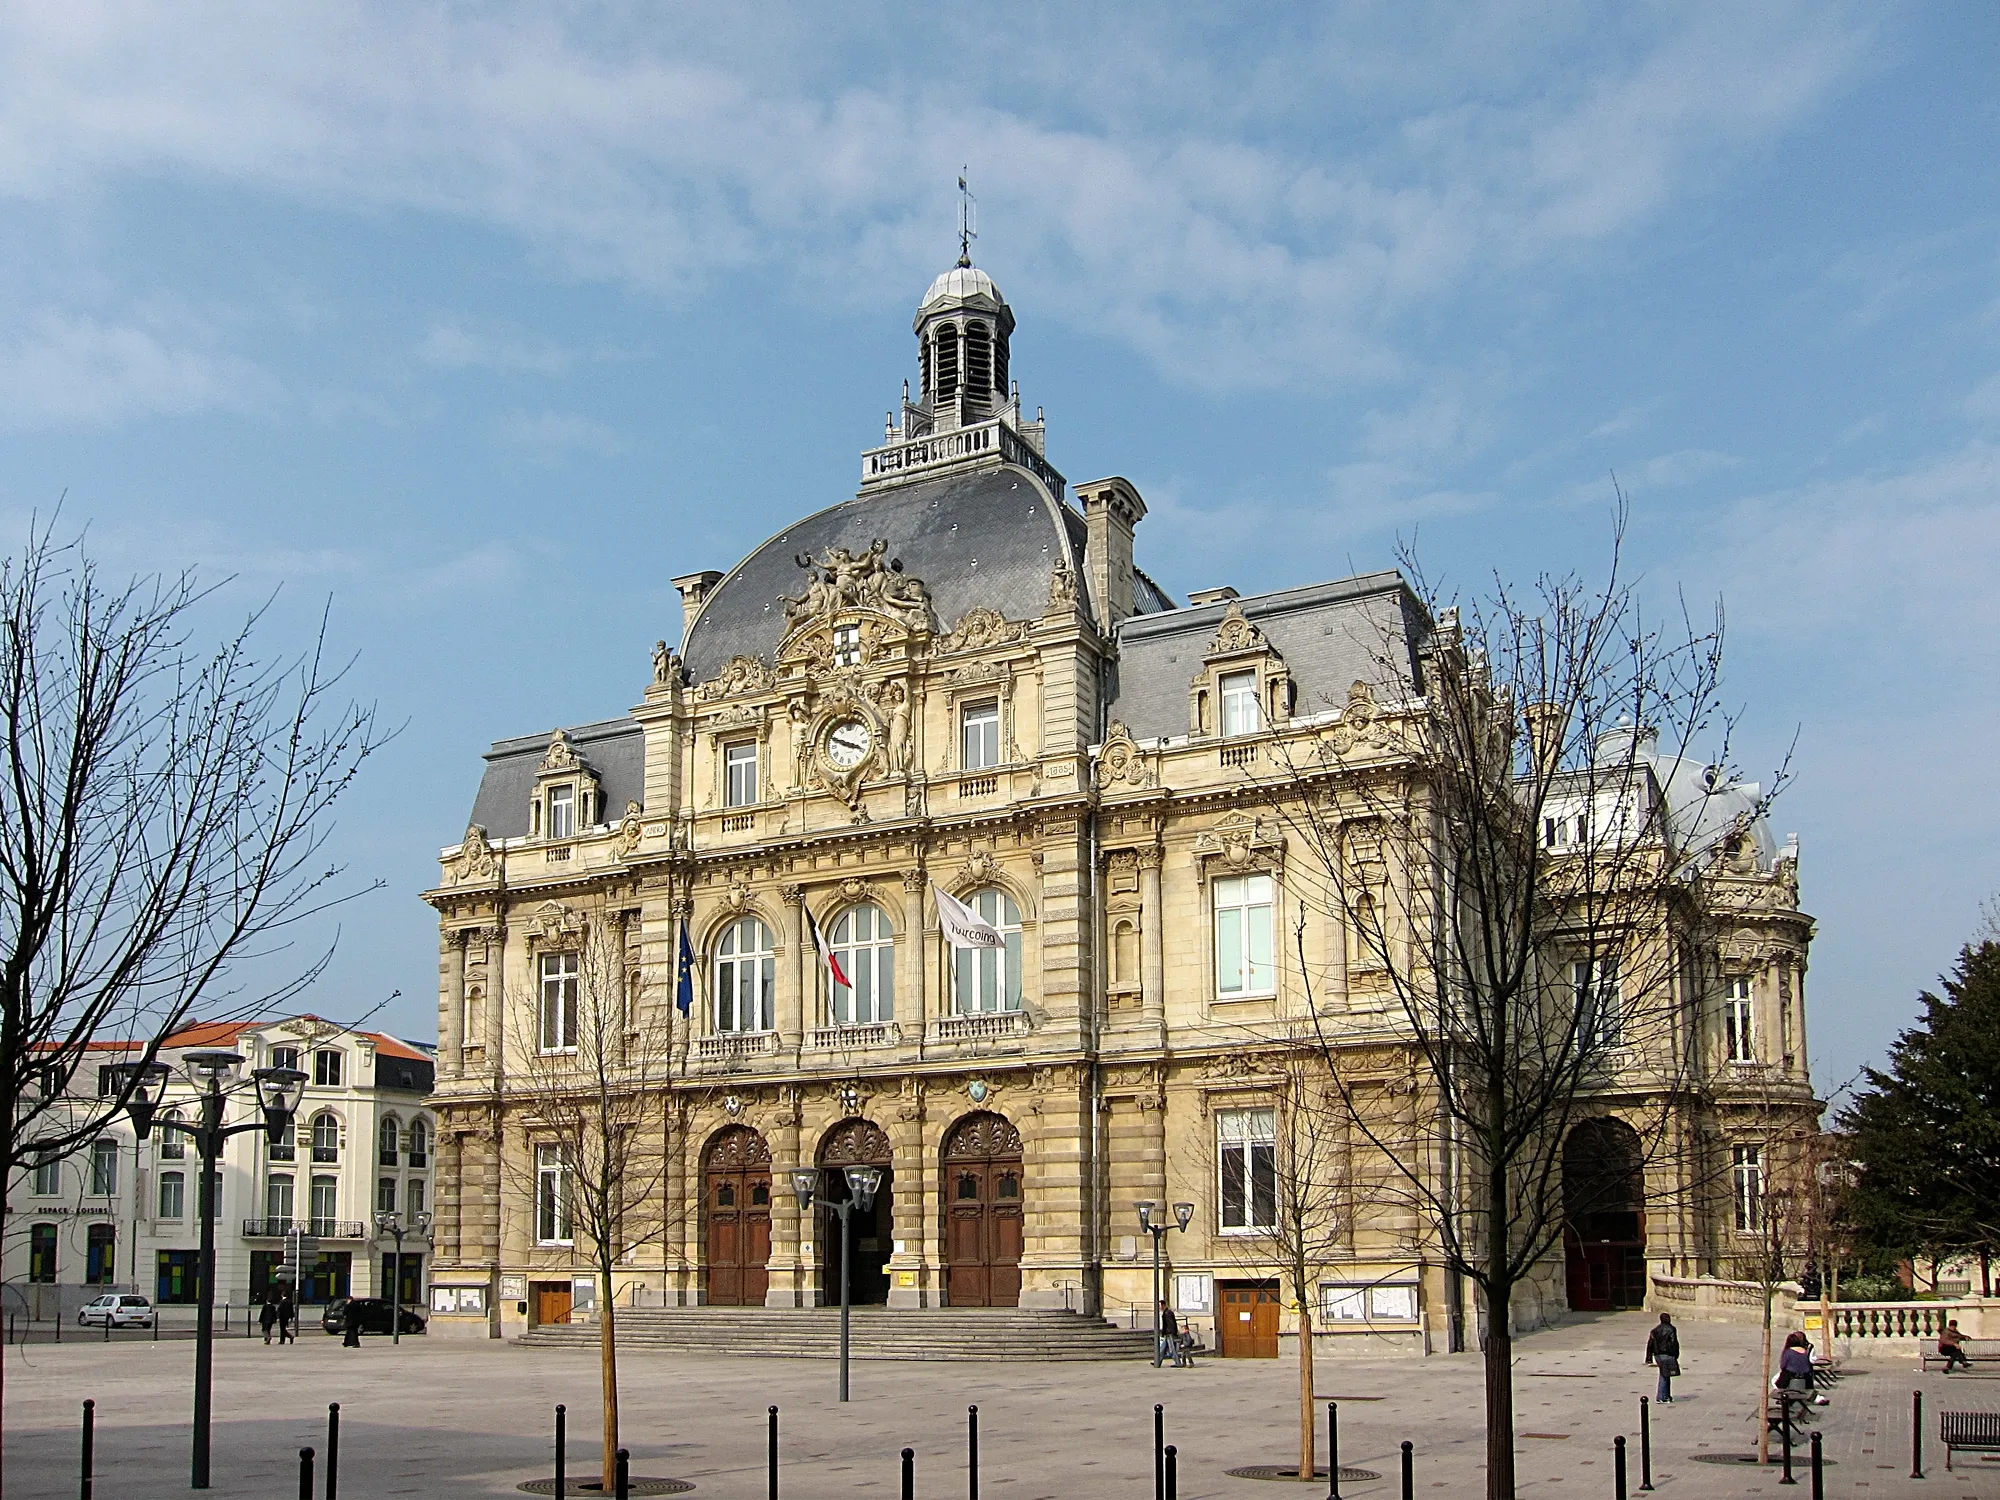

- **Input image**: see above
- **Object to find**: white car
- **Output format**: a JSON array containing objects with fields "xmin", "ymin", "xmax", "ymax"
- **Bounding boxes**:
[{"xmin": 77, "ymin": 1294, "xmax": 155, "ymax": 1329}]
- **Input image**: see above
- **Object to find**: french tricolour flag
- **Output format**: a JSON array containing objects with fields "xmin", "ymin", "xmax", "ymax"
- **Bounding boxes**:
[{"xmin": 806, "ymin": 908, "xmax": 851, "ymax": 989}]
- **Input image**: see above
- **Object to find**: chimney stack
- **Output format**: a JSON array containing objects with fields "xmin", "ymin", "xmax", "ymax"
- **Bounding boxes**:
[{"xmin": 1078, "ymin": 478, "xmax": 1147, "ymax": 634}]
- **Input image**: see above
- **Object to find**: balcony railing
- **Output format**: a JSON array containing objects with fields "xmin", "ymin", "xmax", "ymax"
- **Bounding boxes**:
[
  {"xmin": 859, "ymin": 417, "xmax": 1066, "ymax": 501},
  {"xmin": 806, "ymin": 1022, "xmax": 900, "ymax": 1052},
  {"xmin": 242, "ymin": 1217, "xmax": 369, "ymax": 1240},
  {"xmin": 931, "ymin": 1010, "xmax": 1032, "ymax": 1045},
  {"xmin": 692, "ymin": 1032, "xmax": 780, "ymax": 1067}
]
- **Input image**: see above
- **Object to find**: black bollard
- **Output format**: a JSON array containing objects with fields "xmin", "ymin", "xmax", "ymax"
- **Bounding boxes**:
[
  {"xmin": 1614, "ymin": 1435, "xmax": 1627, "ymax": 1500},
  {"xmin": 555, "ymin": 1403, "xmax": 568, "ymax": 1500},
  {"xmin": 1810, "ymin": 1431, "xmax": 1824, "ymax": 1500},
  {"xmin": 615, "ymin": 1447, "xmax": 630, "ymax": 1500},
  {"xmin": 1155, "ymin": 1404, "xmax": 1165, "ymax": 1500},
  {"xmin": 1780, "ymin": 1397, "xmax": 1796, "ymax": 1484},
  {"xmin": 1912, "ymin": 1390, "xmax": 1925, "ymax": 1480},
  {"xmin": 1638, "ymin": 1397, "xmax": 1652, "ymax": 1491},
  {"xmin": 1327, "ymin": 1400, "xmax": 1341, "ymax": 1497},
  {"xmin": 968, "ymin": 1404, "xmax": 979, "ymax": 1500},
  {"xmin": 901, "ymin": 1447, "xmax": 915, "ymax": 1500},
  {"xmin": 769, "ymin": 1405, "xmax": 779, "ymax": 1500},
  {"xmin": 327, "ymin": 1402, "xmax": 341, "ymax": 1500},
  {"xmin": 1401, "ymin": 1441, "xmax": 1413, "ymax": 1500},
  {"xmin": 81, "ymin": 1399, "xmax": 95, "ymax": 1500},
  {"xmin": 1165, "ymin": 1443, "xmax": 1179, "ymax": 1500},
  {"xmin": 298, "ymin": 1446, "xmax": 315, "ymax": 1500}
]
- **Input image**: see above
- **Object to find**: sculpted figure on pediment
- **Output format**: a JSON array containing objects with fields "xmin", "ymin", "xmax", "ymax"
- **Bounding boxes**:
[
  {"xmin": 782, "ymin": 539, "xmax": 933, "ymax": 632},
  {"xmin": 939, "ymin": 607, "xmax": 1027, "ymax": 655},
  {"xmin": 698, "ymin": 655, "xmax": 775, "ymax": 702},
  {"xmin": 454, "ymin": 824, "xmax": 496, "ymax": 885}
]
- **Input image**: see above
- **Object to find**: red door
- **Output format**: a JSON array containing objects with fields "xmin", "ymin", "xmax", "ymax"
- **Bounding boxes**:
[
  {"xmin": 1218, "ymin": 1284, "xmax": 1281, "ymax": 1357},
  {"xmin": 942, "ymin": 1113, "xmax": 1024, "ymax": 1308},
  {"xmin": 704, "ymin": 1127, "xmax": 772, "ymax": 1306}
]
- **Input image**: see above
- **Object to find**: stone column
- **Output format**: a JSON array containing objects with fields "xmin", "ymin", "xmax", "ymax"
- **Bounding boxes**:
[
  {"xmin": 780, "ymin": 886, "xmax": 807, "ymax": 1051},
  {"xmin": 483, "ymin": 926, "xmax": 506, "ymax": 1076},
  {"xmin": 765, "ymin": 1094, "xmax": 805, "ymax": 1307},
  {"xmin": 440, "ymin": 1128, "xmax": 464, "ymax": 1262},
  {"xmin": 886, "ymin": 1087, "xmax": 932, "ymax": 1308},
  {"xmin": 441, "ymin": 929, "xmax": 467, "ymax": 1077},
  {"xmin": 1138, "ymin": 848, "xmax": 1165, "ymax": 1036},
  {"xmin": 900, "ymin": 869, "xmax": 927, "ymax": 1034},
  {"xmin": 610, "ymin": 908, "xmax": 630, "ymax": 1066}
]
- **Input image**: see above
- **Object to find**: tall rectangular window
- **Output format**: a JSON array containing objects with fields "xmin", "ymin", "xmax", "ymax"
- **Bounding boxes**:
[
  {"xmin": 32, "ymin": 1150, "xmax": 61, "ymax": 1196},
  {"xmin": 537, "ymin": 1144, "xmax": 572, "ymax": 1244},
  {"xmin": 265, "ymin": 1173, "xmax": 294, "ymax": 1224},
  {"xmin": 378, "ymin": 1177, "xmax": 398, "ymax": 1214},
  {"xmin": 546, "ymin": 782, "xmax": 575, "ymax": 839},
  {"xmin": 310, "ymin": 1175, "xmax": 338, "ymax": 1233},
  {"xmin": 270, "ymin": 1045, "xmax": 301, "ymax": 1074},
  {"xmin": 1213, "ymin": 873, "xmax": 1275, "ymax": 997},
  {"xmin": 407, "ymin": 1178, "xmax": 426, "ymax": 1216},
  {"xmin": 314, "ymin": 1049, "xmax": 343, "ymax": 1086},
  {"xmin": 1572, "ymin": 959, "xmax": 1623, "ymax": 1048},
  {"xmin": 539, "ymin": 951, "xmax": 580, "ymax": 1052},
  {"xmin": 28, "ymin": 1223, "xmax": 58, "ymax": 1283},
  {"xmin": 86, "ymin": 1224, "xmax": 116, "ymax": 1284},
  {"xmin": 1220, "ymin": 671, "xmax": 1261, "ymax": 736},
  {"xmin": 158, "ymin": 1171, "xmax": 186, "ymax": 1219},
  {"xmin": 1218, "ymin": 1108, "xmax": 1277, "ymax": 1231},
  {"xmin": 961, "ymin": 700, "xmax": 1000, "ymax": 770},
  {"xmin": 724, "ymin": 741, "xmax": 758, "ymax": 808},
  {"xmin": 90, "ymin": 1139, "xmax": 119, "ymax": 1197},
  {"xmin": 1726, "ymin": 975, "xmax": 1756, "ymax": 1063},
  {"xmin": 1733, "ymin": 1144, "xmax": 1764, "ymax": 1232}
]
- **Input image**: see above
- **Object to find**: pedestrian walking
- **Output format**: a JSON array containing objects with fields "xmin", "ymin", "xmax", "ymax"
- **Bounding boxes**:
[
  {"xmin": 260, "ymin": 1297, "xmax": 279, "ymax": 1345},
  {"xmin": 277, "ymin": 1293, "xmax": 296, "ymax": 1344},
  {"xmin": 1156, "ymin": 1301, "xmax": 1184, "ymax": 1367},
  {"xmin": 341, "ymin": 1299, "xmax": 363, "ymax": 1348},
  {"xmin": 1644, "ymin": 1312, "xmax": 1680, "ymax": 1403},
  {"xmin": 1939, "ymin": 1318, "xmax": 1972, "ymax": 1373}
]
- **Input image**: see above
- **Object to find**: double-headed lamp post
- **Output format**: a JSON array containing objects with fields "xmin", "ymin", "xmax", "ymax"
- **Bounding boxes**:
[
  {"xmin": 791, "ymin": 1163, "xmax": 883, "ymax": 1403},
  {"xmin": 106, "ymin": 1052, "xmax": 307, "ymax": 1490},
  {"xmin": 1137, "ymin": 1200, "xmax": 1195, "ymax": 1367},
  {"xmin": 374, "ymin": 1209, "xmax": 433, "ymax": 1345}
]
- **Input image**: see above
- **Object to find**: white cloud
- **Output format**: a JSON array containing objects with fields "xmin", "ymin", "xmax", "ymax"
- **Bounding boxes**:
[
  {"xmin": 503, "ymin": 409, "xmax": 620, "ymax": 458},
  {"xmin": 0, "ymin": 310, "xmax": 260, "ymax": 427},
  {"xmin": 415, "ymin": 325, "xmax": 574, "ymax": 376}
]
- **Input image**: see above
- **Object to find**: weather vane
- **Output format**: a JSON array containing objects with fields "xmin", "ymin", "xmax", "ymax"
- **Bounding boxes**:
[{"xmin": 957, "ymin": 170, "xmax": 978, "ymax": 267}]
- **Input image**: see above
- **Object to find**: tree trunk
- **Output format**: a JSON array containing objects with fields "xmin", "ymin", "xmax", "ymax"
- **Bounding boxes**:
[
  {"xmin": 1757, "ymin": 1291, "xmax": 1773, "ymax": 1465},
  {"xmin": 1298, "ymin": 1301, "xmax": 1317, "ymax": 1480},
  {"xmin": 1483, "ymin": 1283, "xmax": 1516, "ymax": 1500},
  {"xmin": 600, "ymin": 1270, "xmax": 620, "ymax": 1483}
]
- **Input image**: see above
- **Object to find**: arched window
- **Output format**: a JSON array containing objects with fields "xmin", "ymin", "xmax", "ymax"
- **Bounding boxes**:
[
  {"xmin": 964, "ymin": 321, "xmax": 992, "ymax": 396},
  {"xmin": 714, "ymin": 918, "xmax": 776, "ymax": 1034},
  {"xmin": 934, "ymin": 323, "xmax": 960, "ymax": 399},
  {"xmin": 311, "ymin": 1112, "xmax": 340, "ymax": 1163},
  {"xmin": 993, "ymin": 334, "xmax": 1009, "ymax": 399},
  {"xmin": 158, "ymin": 1109, "xmax": 186, "ymax": 1160},
  {"xmin": 378, "ymin": 1116, "xmax": 400, "ymax": 1166},
  {"xmin": 954, "ymin": 889, "xmax": 1023, "ymax": 1014},
  {"xmin": 829, "ymin": 904, "xmax": 895, "ymax": 1025},
  {"xmin": 408, "ymin": 1118, "xmax": 429, "ymax": 1168}
]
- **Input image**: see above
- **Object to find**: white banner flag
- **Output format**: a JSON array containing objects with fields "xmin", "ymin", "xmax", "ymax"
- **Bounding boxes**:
[{"xmin": 932, "ymin": 884, "xmax": 1005, "ymax": 949}]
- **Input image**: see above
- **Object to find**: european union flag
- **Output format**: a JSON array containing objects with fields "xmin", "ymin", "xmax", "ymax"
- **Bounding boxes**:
[{"xmin": 676, "ymin": 922, "xmax": 695, "ymax": 1016}]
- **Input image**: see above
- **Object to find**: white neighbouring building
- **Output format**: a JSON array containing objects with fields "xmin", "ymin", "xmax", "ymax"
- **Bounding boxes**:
[{"xmin": 4, "ymin": 1016, "xmax": 437, "ymax": 1323}]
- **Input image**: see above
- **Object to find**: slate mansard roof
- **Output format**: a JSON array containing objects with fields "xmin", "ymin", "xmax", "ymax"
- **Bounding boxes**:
[
  {"xmin": 467, "ymin": 716, "xmax": 646, "ymax": 843},
  {"xmin": 680, "ymin": 464, "xmax": 1096, "ymax": 682},
  {"xmin": 1104, "ymin": 572, "xmax": 1430, "ymax": 742}
]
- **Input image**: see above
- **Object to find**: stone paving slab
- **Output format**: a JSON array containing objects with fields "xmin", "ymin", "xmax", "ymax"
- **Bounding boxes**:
[{"xmin": 7, "ymin": 1312, "xmax": 2000, "ymax": 1498}]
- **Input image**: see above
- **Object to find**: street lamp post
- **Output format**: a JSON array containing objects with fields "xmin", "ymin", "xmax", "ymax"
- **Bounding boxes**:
[
  {"xmin": 791, "ymin": 1163, "xmax": 883, "ymax": 1403},
  {"xmin": 374, "ymin": 1209, "xmax": 432, "ymax": 1346},
  {"xmin": 107, "ymin": 1054, "xmax": 306, "ymax": 1490},
  {"xmin": 1136, "ymin": 1201, "xmax": 1195, "ymax": 1367}
]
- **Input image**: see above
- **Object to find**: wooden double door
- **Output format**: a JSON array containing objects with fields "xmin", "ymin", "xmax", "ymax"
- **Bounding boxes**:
[
  {"xmin": 1217, "ymin": 1283, "xmax": 1281, "ymax": 1358},
  {"xmin": 705, "ymin": 1126, "xmax": 773, "ymax": 1307},
  {"xmin": 943, "ymin": 1112, "xmax": 1023, "ymax": 1308}
]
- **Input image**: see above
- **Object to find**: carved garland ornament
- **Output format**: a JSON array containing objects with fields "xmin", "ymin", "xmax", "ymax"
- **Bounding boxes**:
[
  {"xmin": 1322, "ymin": 680, "xmax": 1394, "ymax": 757},
  {"xmin": 452, "ymin": 824, "xmax": 496, "ymax": 885},
  {"xmin": 698, "ymin": 655, "xmax": 775, "ymax": 702},
  {"xmin": 938, "ymin": 607, "xmax": 1029, "ymax": 655}
]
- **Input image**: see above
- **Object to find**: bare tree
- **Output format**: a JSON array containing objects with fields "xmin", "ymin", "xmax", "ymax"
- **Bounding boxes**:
[
  {"xmin": 505, "ymin": 908, "xmax": 676, "ymax": 1485},
  {"xmin": 1254, "ymin": 518, "xmax": 1775, "ymax": 1500}
]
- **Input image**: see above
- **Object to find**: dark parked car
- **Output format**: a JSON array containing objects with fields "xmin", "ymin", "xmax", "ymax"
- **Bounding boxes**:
[{"xmin": 321, "ymin": 1296, "xmax": 426, "ymax": 1336}]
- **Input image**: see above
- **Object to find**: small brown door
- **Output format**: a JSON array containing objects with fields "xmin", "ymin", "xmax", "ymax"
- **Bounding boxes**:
[
  {"xmin": 534, "ymin": 1284, "xmax": 572, "ymax": 1326},
  {"xmin": 942, "ymin": 1113, "xmax": 1024, "ymax": 1308},
  {"xmin": 1218, "ymin": 1283, "xmax": 1281, "ymax": 1357},
  {"xmin": 705, "ymin": 1126, "xmax": 773, "ymax": 1306}
]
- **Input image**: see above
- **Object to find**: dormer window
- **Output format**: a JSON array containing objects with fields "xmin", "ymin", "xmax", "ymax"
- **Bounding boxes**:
[
  {"xmin": 724, "ymin": 742, "xmax": 758, "ymax": 808},
  {"xmin": 832, "ymin": 624, "xmax": 861, "ymax": 668},
  {"xmin": 1544, "ymin": 813, "xmax": 1588, "ymax": 849},
  {"xmin": 547, "ymin": 783, "xmax": 576, "ymax": 840},
  {"xmin": 1220, "ymin": 671, "xmax": 1261, "ymax": 736}
]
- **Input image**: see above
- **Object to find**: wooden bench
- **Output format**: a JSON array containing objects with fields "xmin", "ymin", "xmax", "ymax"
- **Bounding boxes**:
[
  {"xmin": 1940, "ymin": 1411, "xmax": 2000, "ymax": 1470},
  {"xmin": 1923, "ymin": 1338, "xmax": 2000, "ymax": 1372}
]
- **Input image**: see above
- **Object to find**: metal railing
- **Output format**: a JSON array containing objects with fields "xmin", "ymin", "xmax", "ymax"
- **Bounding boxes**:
[{"xmin": 241, "ymin": 1218, "xmax": 370, "ymax": 1240}]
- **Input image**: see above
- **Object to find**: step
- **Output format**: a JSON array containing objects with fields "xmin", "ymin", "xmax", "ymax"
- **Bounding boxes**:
[{"xmin": 514, "ymin": 1307, "xmax": 1156, "ymax": 1361}]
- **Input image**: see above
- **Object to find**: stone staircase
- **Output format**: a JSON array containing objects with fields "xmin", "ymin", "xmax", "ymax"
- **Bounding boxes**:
[{"xmin": 516, "ymin": 1306, "xmax": 1156, "ymax": 1362}]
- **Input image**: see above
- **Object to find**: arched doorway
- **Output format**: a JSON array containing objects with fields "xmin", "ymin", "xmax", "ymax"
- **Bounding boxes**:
[
  {"xmin": 1563, "ymin": 1117, "xmax": 1647, "ymax": 1311},
  {"xmin": 704, "ymin": 1126, "xmax": 772, "ymax": 1306},
  {"xmin": 942, "ymin": 1111, "xmax": 1024, "ymax": 1308},
  {"xmin": 817, "ymin": 1119, "xmax": 893, "ymax": 1306}
]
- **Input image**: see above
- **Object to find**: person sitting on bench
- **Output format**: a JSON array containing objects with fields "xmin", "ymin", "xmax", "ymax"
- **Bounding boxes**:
[{"xmin": 1939, "ymin": 1319, "xmax": 1973, "ymax": 1373}]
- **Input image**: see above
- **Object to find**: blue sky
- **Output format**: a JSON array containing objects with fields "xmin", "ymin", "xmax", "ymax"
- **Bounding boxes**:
[{"xmin": 2, "ymin": 3, "xmax": 1996, "ymax": 1098}]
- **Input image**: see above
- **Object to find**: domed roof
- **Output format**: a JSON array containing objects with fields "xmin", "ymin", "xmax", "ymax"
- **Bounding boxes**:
[
  {"xmin": 680, "ymin": 463, "xmax": 1087, "ymax": 682},
  {"xmin": 917, "ymin": 264, "xmax": 1008, "ymax": 322}
]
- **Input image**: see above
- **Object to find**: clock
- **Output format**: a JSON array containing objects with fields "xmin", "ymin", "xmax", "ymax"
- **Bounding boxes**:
[{"xmin": 825, "ymin": 719, "xmax": 873, "ymax": 770}]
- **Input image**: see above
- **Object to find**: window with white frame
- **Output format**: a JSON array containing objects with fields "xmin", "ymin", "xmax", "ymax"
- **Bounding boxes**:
[
  {"xmin": 270, "ymin": 1045, "xmax": 301, "ymax": 1074},
  {"xmin": 547, "ymin": 783, "xmax": 576, "ymax": 839},
  {"xmin": 537, "ymin": 1144, "xmax": 572, "ymax": 1244},
  {"xmin": 158, "ymin": 1109, "xmax": 186, "ymax": 1160},
  {"xmin": 265, "ymin": 1173, "xmax": 294, "ymax": 1224},
  {"xmin": 407, "ymin": 1119, "xmax": 429, "ymax": 1168},
  {"xmin": 314, "ymin": 1048, "xmax": 343, "ymax": 1086},
  {"xmin": 953, "ymin": 889, "xmax": 1024, "ymax": 1014},
  {"xmin": 1219, "ymin": 670, "xmax": 1261, "ymax": 736},
  {"xmin": 407, "ymin": 1178, "xmax": 426, "ymax": 1216},
  {"xmin": 1543, "ymin": 811, "xmax": 1590, "ymax": 849},
  {"xmin": 1218, "ymin": 1107, "xmax": 1277, "ymax": 1231},
  {"xmin": 158, "ymin": 1171, "xmax": 185, "ymax": 1219},
  {"xmin": 31, "ymin": 1150, "xmax": 61, "ymax": 1196},
  {"xmin": 90, "ymin": 1139, "xmax": 119, "ymax": 1196},
  {"xmin": 310, "ymin": 1174, "xmax": 338, "ymax": 1231},
  {"xmin": 1213, "ymin": 873, "xmax": 1276, "ymax": 998},
  {"xmin": 961, "ymin": 700, "xmax": 1000, "ymax": 770},
  {"xmin": 714, "ymin": 917, "xmax": 776, "ymax": 1033},
  {"xmin": 378, "ymin": 1177, "xmax": 397, "ymax": 1214},
  {"xmin": 832, "ymin": 624, "xmax": 861, "ymax": 668},
  {"xmin": 311, "ymin": 1112, "xmax": 340, "ymax": 1162},
  {"xmin": 829, "ymin": 904, "xmax": 895, "ymax": 1025},
  {"xmin": 1571, "ymin": 958, "xmax": 1622, "ymax": 1048},
  {"xmin": 1726, "ymin": 975, "xmax": 1755, "ymax": 1063},
  {"xmin": 724, "ymin": 741, "xmax": 758, "ymax": 808},
  {"xmin": 539, "ymin": 950, "xmax": 580, "ymax": 1052},
  {"xmin": 379, "ymin": 1117, "xmax": 401, "ymax": 1166},
  {"xmin": 1733, "ymin": 1144, "xmax": 1764, "ymax": 1232}
]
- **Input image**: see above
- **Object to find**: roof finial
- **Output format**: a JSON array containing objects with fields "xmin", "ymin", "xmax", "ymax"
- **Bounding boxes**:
[{"xmin": 956, "ymin": 170, "xmax": 977, "ymax": 268}]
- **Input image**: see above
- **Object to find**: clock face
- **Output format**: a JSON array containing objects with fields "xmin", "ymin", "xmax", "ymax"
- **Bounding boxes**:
[{"xmin": 825, "ymin": 719, "xmax": 873, "ymax": 770}]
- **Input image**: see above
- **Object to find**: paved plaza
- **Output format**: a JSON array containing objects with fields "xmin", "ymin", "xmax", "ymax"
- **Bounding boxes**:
[{"xmin": 7, "ymin": 1313, "xmax": 2000, "ymax": 1498}]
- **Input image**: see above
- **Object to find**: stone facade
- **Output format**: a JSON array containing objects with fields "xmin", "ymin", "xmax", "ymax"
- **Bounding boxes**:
[{"xmin": 422, "ymin": 260, "xmax": 1817, "ymax": 1352}]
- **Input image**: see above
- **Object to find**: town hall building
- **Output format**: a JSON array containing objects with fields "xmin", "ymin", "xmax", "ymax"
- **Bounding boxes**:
[{"xmin": 421, "ymin": 254, "xmax": 1818, "ymax": 1353}]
